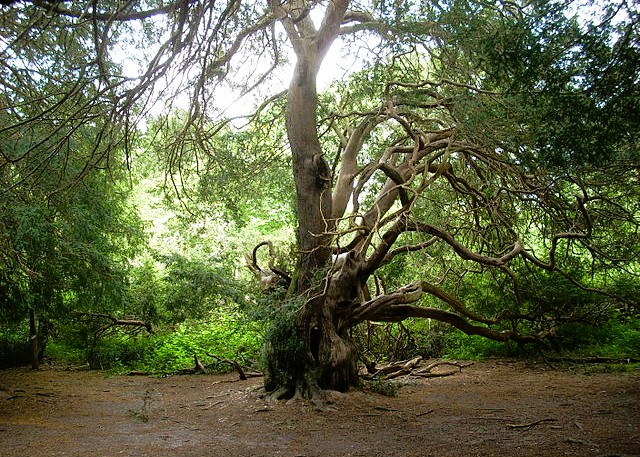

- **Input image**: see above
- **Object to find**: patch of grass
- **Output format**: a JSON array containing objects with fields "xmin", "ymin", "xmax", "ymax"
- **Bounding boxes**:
[
  {"xmin": 582, "ymin": 362, "xmax": 640, "ymax": 375},
  {"xmin": 127, "ymin": 409, "xmax": 149, "ymax": 422}
]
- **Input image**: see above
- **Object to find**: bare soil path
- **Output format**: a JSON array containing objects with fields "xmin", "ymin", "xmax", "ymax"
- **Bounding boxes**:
[{"xmin": 1, "ymin": 360, "xmax": 638, "ymax": 457}]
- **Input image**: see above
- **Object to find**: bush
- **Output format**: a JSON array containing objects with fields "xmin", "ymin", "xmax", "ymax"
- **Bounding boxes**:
[
  {"xmin": 262, "ymin": 307, "xmax": 307, "ymax": 393},
  {"xmin": 38, "ymin": 306, "xmax": 264, "ymax": 374},
  {"xmin": 442, "ymin": 331, "xmax": 521, "ymax": 360},
  {"xmin": 0, "ymin": 322, "xmax": 31, "ymax": 368},
  {"xmin": 88, "ymin": 337, "xmax": 151, "ymax": 370},
  {"xmin": 139, "ymin": 308, "xmax": 264, "ymax": 374},
  {"xmin": 554, "ymin": 311, "xmax": 640, "ymax": 359},
  {"xmin": 0, "ymin": 337, "xmax": 31, "ymax": 368},
  {"xmin": 44, "ymin": 341, "xmax": 85, "ymax": 365}
]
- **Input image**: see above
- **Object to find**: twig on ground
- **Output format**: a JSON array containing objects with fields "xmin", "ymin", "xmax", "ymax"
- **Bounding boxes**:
[
  {"xmin": 506, "ymin": 418, "xmax": 558, "ymax": 429},
  {"xmin": 416, "ymin": 409, "xmax": 434, "ymax": 417}
]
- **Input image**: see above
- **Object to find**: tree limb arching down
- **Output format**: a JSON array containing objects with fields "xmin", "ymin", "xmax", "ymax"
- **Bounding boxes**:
[{"xmin": 1, "ymin": 0, "xmax": 638, "ymax": 398}]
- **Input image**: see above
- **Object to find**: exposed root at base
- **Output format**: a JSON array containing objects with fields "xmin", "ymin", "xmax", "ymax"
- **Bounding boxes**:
[{"xmin": 260, "ymin": 384, "xmax": 344, "ymax": 410}]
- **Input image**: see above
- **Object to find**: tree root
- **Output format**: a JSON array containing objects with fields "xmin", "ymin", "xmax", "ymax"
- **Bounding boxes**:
[
  {"xmin": 261, "ymin": 383, "xmax": 343, "ymax": 411},
  {"xmin": 263, "ymin": 386, "xmax": 291, "ymax": 402}
]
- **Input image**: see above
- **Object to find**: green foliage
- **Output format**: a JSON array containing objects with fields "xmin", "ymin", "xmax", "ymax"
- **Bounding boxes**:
[
  {"xmin": 43, "ymin": 341, "xmax": 85, "ymax": 366},
  {"xmin": 443, "ymin": 332, "xmax": 520, "ymax": 360},
  {"xmin": 0, "ymin": 124, "xmax": 146, "ymax": 328},
  {"xmin": 88, "ymin": 337, "xmax": 151, "ymax": 371},
  {"xmin": 140, "ymin": 107, "xmax": 293, "ymax": 228},
  {"xmin": 553, "ymin": 311, "xmax": 640, "ymax": 359},
  {"xmin": 78, "ymin": 307, "xmax": 264, "ymax": 374},
  {"xmin": 428, "ymin": 0, "xmax": 640, "ymax": 168},
  {"xmin": 262, "ymin": 302, "xmax": 308, "ymax": 392},
  {"xmin": 431, "ymin": 310, "xmax": 640, "ymax": 361},
  {"xmin": 157, "ymin": 253, "xmax": 247, "ymax": 323},
  {"xmin": 141, "ymin": 309, "xmax": 264, "ymax": 374}
]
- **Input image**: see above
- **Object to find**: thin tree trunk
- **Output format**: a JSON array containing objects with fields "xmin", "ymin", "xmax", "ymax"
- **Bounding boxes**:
[{"xmin": 29, "ymin": 309, "xmax": 39, "ymax": 370}]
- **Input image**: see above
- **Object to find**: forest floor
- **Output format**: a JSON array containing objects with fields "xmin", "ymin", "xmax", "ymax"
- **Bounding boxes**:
[{"xmin": 0, "ymin": 359, "xmax": 638, "ymax": 457}]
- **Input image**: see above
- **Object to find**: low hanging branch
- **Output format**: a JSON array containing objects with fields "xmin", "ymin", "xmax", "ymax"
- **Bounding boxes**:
[
  {"xmin": 347, "ymin": 281, "xmax": 545, "ymax": 345},
  {"xmin": 74, "ymin": 312, "xmax": 153, "ymax": 346}
]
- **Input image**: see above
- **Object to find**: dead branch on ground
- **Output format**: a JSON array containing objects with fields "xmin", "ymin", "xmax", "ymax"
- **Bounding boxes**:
[
  {"xmin": 207, "ymin": 353, "xmax": 247, "ymax": 380},
  {"xmin": 361, "ymin": 357, "xmax": 474, "ymax": 380},
  {"xmin": 206, "ymin": 353, "xmax": 264, "ymax": 380},
  {"xmin": 177, "ymin": 355, "xmax": 208, "ymax": 374}
]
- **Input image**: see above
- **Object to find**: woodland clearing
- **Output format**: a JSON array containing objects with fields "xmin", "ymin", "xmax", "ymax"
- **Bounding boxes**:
[{"xmin": 0, "ymin": 360, "xmax": 638, "ymax": 457}]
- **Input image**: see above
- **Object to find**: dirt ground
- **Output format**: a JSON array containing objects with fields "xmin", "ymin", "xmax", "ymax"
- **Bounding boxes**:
[{"xmin": 0, "ymin": 360, "xmax": 638, "ymax": 457}]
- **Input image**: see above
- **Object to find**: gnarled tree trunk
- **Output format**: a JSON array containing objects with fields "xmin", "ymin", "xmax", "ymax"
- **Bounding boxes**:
[{"xmin": 265, "ymin": 0, "xmax": 359, "ymax": 397}]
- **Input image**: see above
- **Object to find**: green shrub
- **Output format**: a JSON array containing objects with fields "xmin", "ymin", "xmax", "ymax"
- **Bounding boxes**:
[
  {"xmin": 262, "ymin": 307, "xmax": 307, "ymax": 393},
  {"xmin": 554, "ymin": 311, "xmax": 640, "ymax": 359},
  {"xmin": 0, "ymin": 337, "xmax": 31, "ymax": 368},
  {"xmin": 39, "ymin": 306, "xmax": 265, "ymax": 374},
  {"xmin": 88, "ymin": 337, "xmax": 151, "ymax": 370},
  {"xmin": 139, "ymin": 308, "xmax": 264, "ymax": 374},
  {"xmin": 44, "ymin": 341, "xmax": 85, "ymax": 365},
  {"xmin": 442, "ymin": 331, "xmax": 521, "ymax": 360}
]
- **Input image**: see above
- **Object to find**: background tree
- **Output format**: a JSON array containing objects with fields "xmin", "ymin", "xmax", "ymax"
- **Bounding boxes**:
[
  {"xmin": 0, "ymin": 153, "xmax": 145, "ymax": 366},
  {"xmin": 0, "ymin": 1, "xmax": 147, "ymax": 363},
  {"xmin": 1, "ymin": 0, "xmax": 637, "ymax": 395}
]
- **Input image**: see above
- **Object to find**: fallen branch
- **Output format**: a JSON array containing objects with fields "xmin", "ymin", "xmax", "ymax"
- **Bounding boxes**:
[
  {"xmin": 362, "ymin": 358, "xmax": 473, "ymax": 380},
  {"xmin": 416, "ymin": 361, "xmax": 474, "ymax": 373},
  {"xmin": 384, "ymin": 368, "xmax": 412, "ymax": 379},
  {"xmin": 368, "ymin": 356, "xmax": 422, "ymax": 377},
  {"xmin": 207, "ymin": 353, "xmax": 248, "ymax": 380},
  {"xmin": 412, "ymin": 370, "xmax": 459, "ymax": 378},
  {"xmin": 178, "ymin": 355, "xmax": 208, "ymax": 374},
  {"xmin": 194, "ymin": 354, "xmax": 207, "ymax": 373}
]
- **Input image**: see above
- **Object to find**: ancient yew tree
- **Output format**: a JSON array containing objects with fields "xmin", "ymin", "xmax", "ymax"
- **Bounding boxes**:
[{"xmin": 1, "ymin": 1, "xmax": 638, "ymax": 395}]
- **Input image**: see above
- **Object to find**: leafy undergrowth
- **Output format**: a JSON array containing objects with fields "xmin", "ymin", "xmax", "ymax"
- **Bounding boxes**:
[
  {"xmin": 46, "ymin": 309, "xmax": 265, "ymax": 375},
  {"xmin": 38, "ymin": 309, "xmax": 639, "ymax": 377},
  {"xmin": 442, "ymin": 311, "xmax": 640, "ymax": 363}
]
